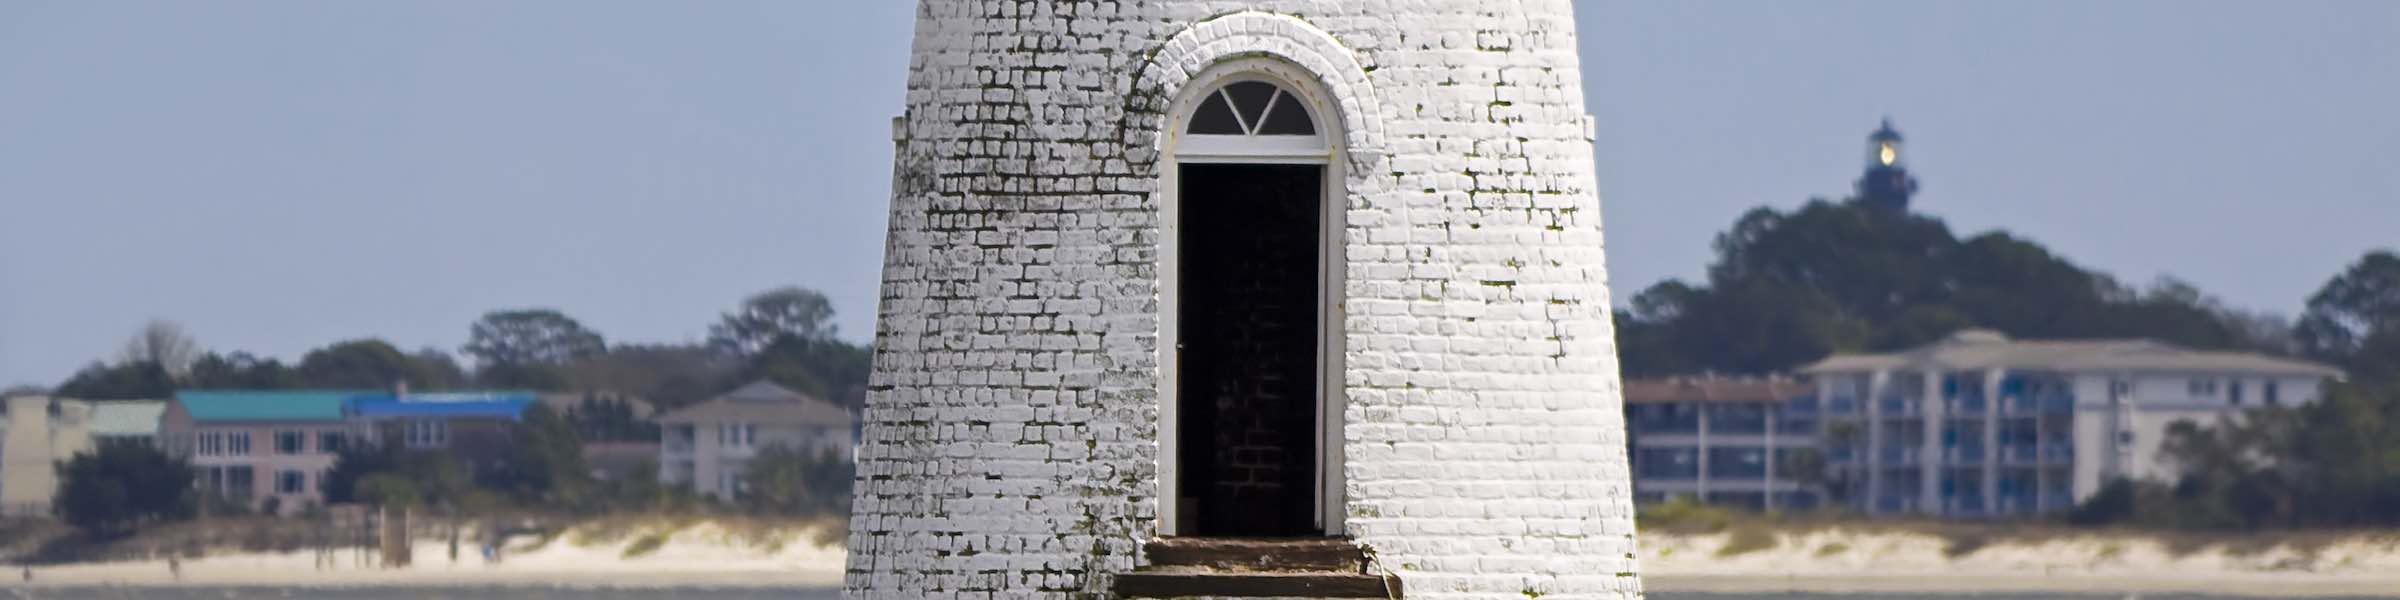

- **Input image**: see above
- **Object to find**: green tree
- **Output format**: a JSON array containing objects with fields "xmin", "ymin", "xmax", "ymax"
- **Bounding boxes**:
[
  {"xmin": 492, "ymin": 404, "xmax": 591, "ymax": 505},
  {"xmin": 748, "ymin": 336, "xmax": 873, "ymax": 409},
  {"xmin": 2296, "ymin": 250, "xmax": 2400, "ymax": 364},
  {"xmin": 324, "ymin": 443, "xmax": 473, "ymax": 506},
  {"xmin": 54, "ymin": 443, "xmax": 196, "ymax": 535},
  {"xmin": 742, "ymin": 445, "xmax": 853, "ymax": 517},
  {"xmin": 462, "ymin": 309, "xmax": 607, "ymax": 368},
  {"xmin": 1619, "ymin": 199, "xmax": 2273, "ymax": 376},
  {"xmin": 410, "ymin": 347, "xmax": 472, "ymax": 389},
  {"xmin": 55, "ymin": 361, "xmax": 175, "ymax": 399},
  {"xmin": 186, "ymin": 352, "xmax": 303, "ymax": 389},
  {"xmin": 556, "ymin": 343, "xmax": 739, "ymax": 411},
  {"xmin": 298, "ymin": 339, "xmax": 423, "ymax": 389},
  {"xmin": 566, "ymin": 392, "xmax": 659, "ymax": 442},
  {"xmin": 709, "ymin": 287, "xmax": 838, "ymax": 357}
]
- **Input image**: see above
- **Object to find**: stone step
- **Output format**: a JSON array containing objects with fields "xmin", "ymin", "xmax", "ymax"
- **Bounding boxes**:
[
  {"xmin": 1112, "ymin": 571, "xmax": 1402, "ymax": 598},
  {"xmin": 1142, "ymin": 536, "xmax": 1366, "ymax": 573}
]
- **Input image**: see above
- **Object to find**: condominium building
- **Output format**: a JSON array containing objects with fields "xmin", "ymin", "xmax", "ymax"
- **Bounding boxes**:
[
  {"xmin": 1624, "ymin": 377, "xmax": 1821, "ymax": 511},
  {"xmin": 1800, "ymin": 329, "xmax": 2340, "ymax": 517}
]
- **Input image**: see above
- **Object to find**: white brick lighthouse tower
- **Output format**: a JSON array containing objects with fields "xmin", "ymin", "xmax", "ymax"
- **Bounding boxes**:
[{"xmin": 848, "ymin": 2, "xmax": 1640, "ymax": 598}]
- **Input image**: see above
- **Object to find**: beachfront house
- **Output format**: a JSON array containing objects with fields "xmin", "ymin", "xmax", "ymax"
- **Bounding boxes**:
[
  {"xmin": 351, "ymin": 392, "xmax": 536, "ymax": 475},
  {"xmin": 1801, "ymin": 329, "xmax": 2341, "ymax": 518},
  {"xmin": 655, "ymin": 381, "xmax": 852, "ymax": 501},
  {"xmin": 1624, "ymin": 376, "xmax": 1823, "ymax": 512},
  {"xmin": 163, "ymin": 391, "xmax": 358, "ymax": 514}
]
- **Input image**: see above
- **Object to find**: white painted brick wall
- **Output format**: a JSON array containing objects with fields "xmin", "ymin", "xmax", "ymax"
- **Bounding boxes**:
[{"xmin": 848, "ymin": 2, "xmax": 1639, "ymax": 598}]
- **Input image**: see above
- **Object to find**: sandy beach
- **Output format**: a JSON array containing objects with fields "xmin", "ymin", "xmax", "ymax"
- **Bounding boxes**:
[
  {"xmin": 2, "ymin": 522, "xmax": 845, "ymax": 589},
  {"xmin": 13, "ymin": 522, "xmax": 2400, "ymax": 595},
  {"xmin": 1641, "ymin": 527, "xmax": 2400, "ymax": 596}
]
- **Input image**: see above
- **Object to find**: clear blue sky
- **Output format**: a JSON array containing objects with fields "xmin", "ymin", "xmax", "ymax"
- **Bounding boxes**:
[{"xmin": 3, "ymin": 1, "xmax": 2394, "ymax": 388}]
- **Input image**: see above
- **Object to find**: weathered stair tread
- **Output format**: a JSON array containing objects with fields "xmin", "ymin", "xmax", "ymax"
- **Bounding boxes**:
[
  {"xmin": 1144, "ymin": 537, "xmax": 1366, "ymax": 572},
  {"xmin": 1112, "ymin": 571, "xmax": 1402, "ymax": 598}
]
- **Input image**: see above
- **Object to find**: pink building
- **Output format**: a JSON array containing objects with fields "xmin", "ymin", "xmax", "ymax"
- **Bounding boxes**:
[{"xmin": 161, "ymin": 391, "xmax": 357, "ymax": 514}]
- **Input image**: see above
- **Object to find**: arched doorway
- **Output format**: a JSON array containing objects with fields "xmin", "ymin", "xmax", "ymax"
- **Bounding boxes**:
[{"xmin": 1159, "ymin": 60, "xmax": 1345, "ymax": 538}]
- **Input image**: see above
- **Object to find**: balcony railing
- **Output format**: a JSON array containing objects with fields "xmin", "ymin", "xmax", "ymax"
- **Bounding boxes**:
[
  {"xmin": 1878, "ymin": 398, "xmax": 1922, "ymax": 417},
  {"xmin": 1879, "ymin": 446, "xmax": 1921, "ymax": 466},
  {"xmin": 1827, "ymin": 397, "xmax": 1860, "ymax": 414},
  {"xmin": 1943, "ymin": 445, "xmax": 1987, "ymax": 463},
  {"xmin": 1875, "ymin": 496, "xmax": 1916, "ymax": 514},
  {"xmin": 1942, "ymin": 495, "xmax": 1988, "ymax": 515},
  {"xmin": 1950, "ymin": 397, "xmax": 1988, "ymax": 417}
]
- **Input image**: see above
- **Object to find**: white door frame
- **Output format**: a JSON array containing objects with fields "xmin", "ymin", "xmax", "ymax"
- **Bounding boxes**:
[{"xmin": 1157, "ymin": 58, "xmax": 1348, "ymax": 538}]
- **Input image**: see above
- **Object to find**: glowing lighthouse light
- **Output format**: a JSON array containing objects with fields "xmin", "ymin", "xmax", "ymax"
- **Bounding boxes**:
[{"xmin": 1879, "ymin": 142, "xmax": 1897, "ymax": 166}]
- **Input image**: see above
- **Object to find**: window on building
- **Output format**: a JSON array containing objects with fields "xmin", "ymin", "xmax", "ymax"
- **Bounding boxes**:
[
  {"xmin": 1634, "ymin": 448, "xmax": 1699, "ymax": 480},
  {"xmin": 225, "ymin": 432, "xmax": 250, "ymax": 456},
  {"xmin": 1829, "ymin": 377, "xmax": 1862, "ymax": 400},
  {"xmin": 225, "ymin": 466, "xmax": 255, "ymax": 499},
  {"xmin": 276, "ymin": 470, "xmax": 307, "ymax": 495},
  {"xmin": 1630, "ymin": 404, "xmax": 1699, "ymax": 434},
  {"xmin": 275, "ymin": 430, "xmax": 306, "ymax": 454},
  {"xmin": 1711, "ymin": 404, "xmax": 1767, "ymax": 434},
  {"xmin": 2228, "ymin": 380, "xmax": 2245, "ymax": 405},
  {"xmin": 405, "ymin": 420, "xmax": 447, "ymax": 448},
  {"xmin": 319, "ymin": 431, "xmax": 346, "ymax": 453},
  {"xmin": 2264, "ymin": 381, "xmax": 2282, "ymax": 406},
  {"xmin": 1709, "ymin": 447, "xmax": 1768, "ymax": 478},
  {"xmin": 719, "ymin": 422, "xmax": 756, "ymax": 447}
]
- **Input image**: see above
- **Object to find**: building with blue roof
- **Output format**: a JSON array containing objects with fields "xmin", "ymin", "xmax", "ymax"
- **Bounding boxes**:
[{"xmin": 164, "ymin": 389, "xmax": 538, "ymax": 514}]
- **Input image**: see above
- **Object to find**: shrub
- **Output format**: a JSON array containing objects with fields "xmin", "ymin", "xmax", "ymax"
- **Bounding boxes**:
[
  {"xmin": 53, "ymin": 443, "xmax": 195, "ymax": 535},
  {"xmin": 1638, "ymin": 495, "xmax": 1733, "ymax": 534},
  {"xmin": 622, "ymin": 531, "xmax": 670, "ymax": 558},
  {"xmin": 1716, "ymin": 525, "xmax": 1778, "ymax": 556}
]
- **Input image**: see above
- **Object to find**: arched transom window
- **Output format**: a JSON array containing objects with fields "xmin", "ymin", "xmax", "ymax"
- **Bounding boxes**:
[
  {"xmin": 1174, "ymin": 78, "xmax": 1328, "ymax": 161},
  {"xmin": 1188, "ymin": 81, "xmax": 1316, "ymax": 136}
]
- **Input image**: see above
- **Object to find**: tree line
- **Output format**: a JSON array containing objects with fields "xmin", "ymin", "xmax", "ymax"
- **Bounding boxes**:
[
  {"xmin": 1616, "ymin": 197, "xmax": 2291, "ymax": 377},
  {"xmin": 37, "ymin": 286, "xmax": 869, "ymax": 534},
  {"xmin": 42, "ymin": 286, "xmax": 871, "ymax": 415}
]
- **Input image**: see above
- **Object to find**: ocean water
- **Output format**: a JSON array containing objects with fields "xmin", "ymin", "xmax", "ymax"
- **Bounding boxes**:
[
  {"xmin": 3, "ymin": 590, "xmax": 2371, "ymax": 600},
  {"xmin": 1655, "ymin": 595, "xmax": 2390, "ymax": 600},
  {"xmin": 1, "ymin": 587, "xmax": 841, "ymax": 600}
]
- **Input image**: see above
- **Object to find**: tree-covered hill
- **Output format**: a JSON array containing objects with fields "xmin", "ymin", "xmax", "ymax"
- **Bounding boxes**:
[{"xmin": 1615, "ymin": 197, "xmax": 2282, "ymax": 376}]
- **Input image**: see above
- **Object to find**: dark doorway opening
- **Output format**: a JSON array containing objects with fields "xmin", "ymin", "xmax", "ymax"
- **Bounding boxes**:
[{"xmin": 1176, "ymin": 163, "xmax": 1325, "ymax": 538}]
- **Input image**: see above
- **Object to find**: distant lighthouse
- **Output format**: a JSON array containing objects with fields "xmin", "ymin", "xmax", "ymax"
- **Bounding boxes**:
[
  {"xmin": 848, "ymin": 2, "xmax": 1642, "ymax": 597},
  {"xmin": 1855, "ymin": 118, "xmax": 1920, "ymax": 213}
]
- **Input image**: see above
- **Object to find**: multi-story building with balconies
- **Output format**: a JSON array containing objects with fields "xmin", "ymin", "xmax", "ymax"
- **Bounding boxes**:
[
  {"xmin": 1624, "ymin": 376, "xmax": 1822, "ymax": 511},
  {"xmin": 1801, "ymin": 329, "xmax": 2340, "ymax": 518}
]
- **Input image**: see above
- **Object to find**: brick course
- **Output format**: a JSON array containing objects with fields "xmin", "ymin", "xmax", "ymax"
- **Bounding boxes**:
[{"xmin": 848, "ymin": 2, "xmax": 1639, "ymax": 598}]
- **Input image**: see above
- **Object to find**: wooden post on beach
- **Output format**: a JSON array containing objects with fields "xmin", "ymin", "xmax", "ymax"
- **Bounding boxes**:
[{"xmin": 379, "ymin": 505, "xmax": 413, "ymax": 568}]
